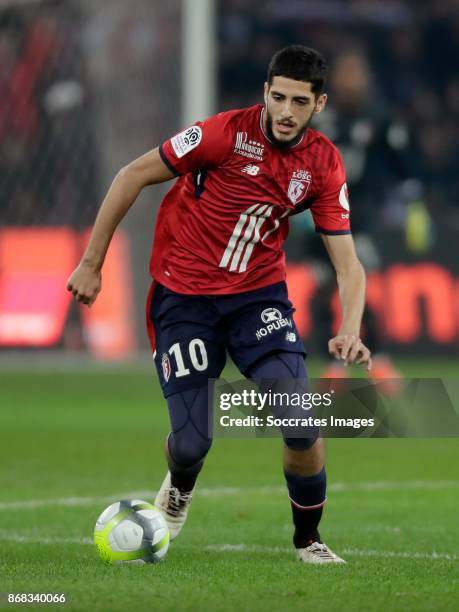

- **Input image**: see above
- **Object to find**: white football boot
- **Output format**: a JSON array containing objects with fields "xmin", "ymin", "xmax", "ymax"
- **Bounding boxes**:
[
  {"xmin": 154, "ymin": 472, "xmax": 194, "ymax": 540},
  {"xmin": 297, "ymin": 541, "xmax": 346, "ymax": 564}
]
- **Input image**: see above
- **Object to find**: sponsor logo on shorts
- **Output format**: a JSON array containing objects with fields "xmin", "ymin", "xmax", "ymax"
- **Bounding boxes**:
[
  {"xmin": 285, "ymin": 331, "xmax": 297, "ymax": 342},
  {"xmin": 161, "ymin": 353, "xmax": 172, "ymax": 382},
  {"xmin": 256, "ymin": 307, "xmax": 292, "ymax": 340},
  {"xmin": 261, "ymin": 307, "xmax": 282, "ymax": 324},
  {"xmin": 171, "ymin": 126, "xmax": 202, "ymax": 158}
]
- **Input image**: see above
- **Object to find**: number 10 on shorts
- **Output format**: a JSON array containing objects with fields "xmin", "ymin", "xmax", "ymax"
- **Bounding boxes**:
[{"xmin": 161, "ymin": 339, "xmax": 208, "ymax": 382}]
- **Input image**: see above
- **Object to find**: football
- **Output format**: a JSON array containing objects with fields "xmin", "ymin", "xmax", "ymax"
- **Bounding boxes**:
[{"xmin": 94, "ymin": 499, "xmax": 170, "ymax": 564}]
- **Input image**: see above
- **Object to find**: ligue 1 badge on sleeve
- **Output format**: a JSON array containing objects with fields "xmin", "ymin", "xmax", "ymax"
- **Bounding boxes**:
[
  {"xmin": 171, "ymin": 125, "xmax": 202, "ymax": 158},
  {"xmin": 288, "ymin": 169, "xmax": 312, "ymax": 205}
]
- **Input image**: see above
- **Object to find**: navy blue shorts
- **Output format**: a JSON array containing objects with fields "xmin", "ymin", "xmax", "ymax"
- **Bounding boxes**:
[{"xmin": 147, "ymin": 281, "xmax": 306, "ymax": 397}]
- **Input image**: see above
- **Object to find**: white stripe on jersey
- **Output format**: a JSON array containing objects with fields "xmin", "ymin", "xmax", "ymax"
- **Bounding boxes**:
[
  {"xmin": 219, "ymin": 203, "xmax": 262, "ymax": 269},
  {"xmin": 261, "ymin": 210, "xmax": 290, "ymax": 241},
  {"xmin": 239, "ymin": 206, "xmax": 273, "ymax": 272},
  {"xmin": 229, "ymin": 204, "xmax": 270, "ymax": 272},
  {"xmin": 220, "ymin": 204, "xmax": 279, "ymax": 273}
]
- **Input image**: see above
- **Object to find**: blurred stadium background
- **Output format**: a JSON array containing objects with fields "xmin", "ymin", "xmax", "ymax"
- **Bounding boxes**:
[{"xmin": 1, "ymin": 0, "xmax": 458, "ymax": 364}]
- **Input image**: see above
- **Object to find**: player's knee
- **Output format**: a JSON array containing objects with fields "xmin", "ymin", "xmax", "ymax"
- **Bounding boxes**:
[
  {"xmin": 283, "ymin": 434, "xmax": 319, "ymax": 452},
  {"xmin": 168, "ymin": 431, "xmax": 212, "ymax": 468},
  {"xmin": 249, "ymin": 351, "xmax": 307, "ymax": 379}
]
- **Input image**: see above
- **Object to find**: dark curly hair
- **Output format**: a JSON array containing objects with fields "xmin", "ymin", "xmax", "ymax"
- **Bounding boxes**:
[{"xmin": 267, "ymin": 45, "xmax": 328, "ymax": 95}]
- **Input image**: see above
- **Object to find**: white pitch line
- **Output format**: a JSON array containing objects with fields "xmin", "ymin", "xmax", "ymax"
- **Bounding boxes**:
[
  {"xmin": 204, "ymin": 544, "xmax": 458, "ymax": 561},
  {"xmin": 0, "ymin": 531, "xmax": 92, "ymax": 545},
  {"xmin": 0, "ymin": 480, "xmax": 458, "ymax": 511},
  {"xmin": 342, "ymin": 548, "xmax": 458, "ymax": 561},
  {"xmin": 282, "ymin": 524, "xmax": 404, "ymax": 534},
  {"xmin": 0, "ymin": 532, "xmax": 455, "ymax": 561},
  {"xmin": 0, "ymin": 492, "xmax": 159, "ymax": 511}
]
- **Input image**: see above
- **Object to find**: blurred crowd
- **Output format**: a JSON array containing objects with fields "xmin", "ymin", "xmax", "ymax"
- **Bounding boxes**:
[
  {"xmin": 0, "ymin": 0, "xmax": 99, "ymax": 227},
  {"xmin": 219, "ymin": 0, "xmax": 459, "ymax": 233},
  {"xmin": 0, "ymin": 0, "xmax": 180, "ymax": 228}
]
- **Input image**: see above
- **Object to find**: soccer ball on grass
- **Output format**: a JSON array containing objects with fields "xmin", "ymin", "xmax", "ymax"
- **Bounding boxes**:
[{"xmin": 94, "ymin": 499, "xmax": 169, "ymax": 564}]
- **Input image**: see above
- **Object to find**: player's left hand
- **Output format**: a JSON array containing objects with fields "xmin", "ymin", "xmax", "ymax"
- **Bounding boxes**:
[{"xmin": 328, "ymin": 334, "xmax": 372, "ymax": 371}]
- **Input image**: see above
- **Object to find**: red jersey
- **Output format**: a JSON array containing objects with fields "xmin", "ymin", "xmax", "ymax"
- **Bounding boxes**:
[{"xmin": 151, "ymin": 104, "xmax": 351, "ymax": 295}]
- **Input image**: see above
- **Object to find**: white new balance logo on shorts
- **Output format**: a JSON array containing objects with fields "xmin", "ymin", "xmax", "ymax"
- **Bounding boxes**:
[{"xmin": 242, "ymin": 164, "xmax": 260, "ymax": 176}]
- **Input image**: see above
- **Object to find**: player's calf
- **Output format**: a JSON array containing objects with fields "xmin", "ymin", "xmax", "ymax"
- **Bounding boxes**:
[
  {"xmin": 284, "ymin": 462, "xmax": 345, "ymax": 564},
  {"xmin": 283, "ymin": 443, "xmax": 346, "ymax": 564},
  {"xmin": 155, "ymin": 439, "xmax": 205, "ymax": 540},
  {"xmin": 284, "ymin": 465, "xmax": 326, "ymax": 547},
  {"xmin": 155, "ymin": 386, "xmax": 212, "ymax": 540}
]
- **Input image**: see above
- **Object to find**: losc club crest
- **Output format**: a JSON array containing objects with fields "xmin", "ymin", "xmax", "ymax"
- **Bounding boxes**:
[
  {"xmin": 287, "ymin": 169, "xmax": 312, "ymax": 205},
  {"xmin": 161, "ymin": 353, "xmax": 172, "ymax": 382}
]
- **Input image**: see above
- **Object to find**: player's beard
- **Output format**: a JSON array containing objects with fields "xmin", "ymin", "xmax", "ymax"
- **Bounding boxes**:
[{"xmin": 264, "ymin": 108, "xmax": 314, "ymax": 150}]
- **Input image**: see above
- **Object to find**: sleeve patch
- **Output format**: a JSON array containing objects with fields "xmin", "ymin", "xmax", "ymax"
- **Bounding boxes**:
[
  {"xmin": 171, "ymin": 126, "xmax": 203, "ymax": 158},
  {"xmin": 339, "ymin": 182, "xmax": 350, "ymax": 212}
]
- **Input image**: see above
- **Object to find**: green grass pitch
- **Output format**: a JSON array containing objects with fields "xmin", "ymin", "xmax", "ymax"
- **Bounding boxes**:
[{"xmin": 0, "ymin": 358, "xmax": 458, "ymax": 611}]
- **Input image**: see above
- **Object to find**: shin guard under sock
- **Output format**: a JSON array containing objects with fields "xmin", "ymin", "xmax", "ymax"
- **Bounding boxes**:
[{"xmin": 284, "ymin": 468, "xmax": 327, "ymax": 547}]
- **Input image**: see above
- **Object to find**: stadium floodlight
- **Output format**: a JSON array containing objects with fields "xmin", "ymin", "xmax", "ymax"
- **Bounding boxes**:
[{"xmin": 182, "ymin": 0, "xmax": 216, "ymax": 126}]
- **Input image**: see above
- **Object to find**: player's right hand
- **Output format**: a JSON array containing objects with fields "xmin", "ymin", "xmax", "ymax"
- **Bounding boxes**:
[
  {"xmin": 328, "ymin": 334, "xmax": 372, "ymax": 371},
  {"xmin": 66, "ymin": 262, "xmax": 101, "ymax": 307}
]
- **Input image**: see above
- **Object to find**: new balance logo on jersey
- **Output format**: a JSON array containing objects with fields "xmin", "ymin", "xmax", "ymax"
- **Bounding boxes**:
[
  {"xmin": 234, "ymin": 132, "xmax": 264, "ymax": 161},
  {"xmin": 288, "ymin": 169, "xmax": 312, "ymax": 205},
  {"xmin": 242, "ymin": 164, "xmax": 260, "ymax": 176}
]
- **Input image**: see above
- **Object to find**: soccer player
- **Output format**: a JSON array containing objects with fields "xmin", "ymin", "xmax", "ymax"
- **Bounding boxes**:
[{"xmin": 67, "ymin": 45, "xmax": 371, "ymax": 564}]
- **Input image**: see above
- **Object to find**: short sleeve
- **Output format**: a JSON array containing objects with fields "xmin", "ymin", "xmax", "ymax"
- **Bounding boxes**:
[
  {"xmin": 310, "ymin": 150, "xmax": 351, "ymax": 235},
  {"xmin": 159, "ymin": 113, "xmax": 232, "ymax": 176}
]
